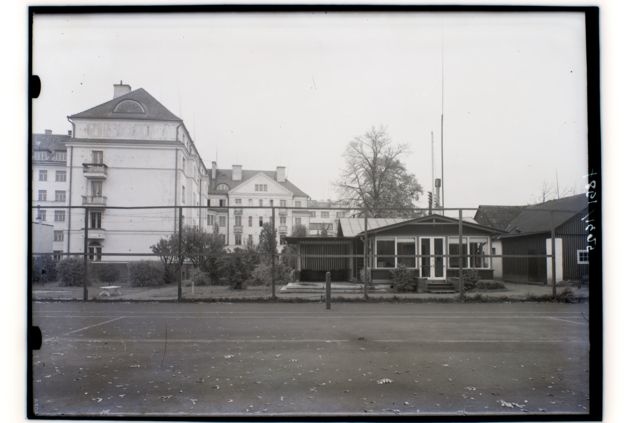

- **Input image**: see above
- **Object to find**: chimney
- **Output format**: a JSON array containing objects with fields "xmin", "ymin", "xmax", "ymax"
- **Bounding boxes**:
[
  {"xmin": 232, "ymin": 165, "xmax": 242, "ymax": 181},
  {"xmin": 276, "ymin": 166, "xmax": 286, "ymax": 182},
  {"xmin": 113, "ymin": 81, "xmax": 131, "ymax": 98},
  {"xmin": 67, "ymin": 130, "xmax": 72, "ymax": 136},
  {"xmin": 44, "ymin": 129, "xmax": 52, "ymax": 135}
]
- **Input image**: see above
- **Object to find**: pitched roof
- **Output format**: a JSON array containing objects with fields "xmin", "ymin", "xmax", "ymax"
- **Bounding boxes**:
[
  {"xmin": 68, "ymin": 88, "xmax": 182, "ymax": 122},
  {"xmin": 209, "ymin": 169, "xmax": 309, "ymax": 198},
  {"xmin": 338, "ymin": 214, "xmax": 504, "ymax": 238},
  {"xmin": 474, "ymin": 205, "xmax": 526, "ymax": 231},
  {"xmin": 502, "ymin": 194, "xmax": 588, "ymax": 236},
  {"xmin": 32, "ymin": 133, "xmax": 70, "ymax": 151},
  {"xmin": 338, "ymin": 218, "xmax": 410, "ymax": 237}
]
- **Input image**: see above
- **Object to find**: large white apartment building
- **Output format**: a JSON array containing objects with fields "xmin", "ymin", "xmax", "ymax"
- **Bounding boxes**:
[{"xmin": 31, "ymin": 83, "xmax": 354, "ymax": 260}]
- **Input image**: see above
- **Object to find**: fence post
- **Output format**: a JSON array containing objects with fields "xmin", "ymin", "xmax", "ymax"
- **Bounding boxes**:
[
  {"xmin": 551, "ymin": 225, "xmax": 557, "ymax": 299},
  {"xmin": 363, "ymin": 214, "xmax": 369, "ymax": 299},
  {"xmin": 458, "ymin": 209, "xmax": 464, "ymax": 301},
  {"xmin": 325, "ymin": 271, "xmax": 331, "ymax": 310},
  {"xmin": 83, "ymin": 207, "xmax": 88, "ymax": 301},
  {"xmin": 177, "ymin": 207, "xmax": 183, "ymax": 302},
  {"xmin": 271, "ymin": 207, "xmax": 276, "ymax": 299}
]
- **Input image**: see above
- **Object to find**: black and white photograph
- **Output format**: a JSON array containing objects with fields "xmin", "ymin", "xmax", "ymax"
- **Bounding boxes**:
[{"xmin": 27, "ymin": 5, "xmax": 601, "ymax": 420}]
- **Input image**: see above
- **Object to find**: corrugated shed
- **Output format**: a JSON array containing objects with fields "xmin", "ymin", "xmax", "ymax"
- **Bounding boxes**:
[{"xmin": 338, "ymin": 218, "xmax": 408, "ymax": 238}]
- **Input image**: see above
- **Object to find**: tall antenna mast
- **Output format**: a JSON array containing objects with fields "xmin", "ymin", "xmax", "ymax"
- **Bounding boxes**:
[
  {"xmin": 440, "ymin": 32, "xmax": 445, "ymax": 210},
  {"xmin": 431, "ymin": 131, "xmax": 435, "ymax": 195}
]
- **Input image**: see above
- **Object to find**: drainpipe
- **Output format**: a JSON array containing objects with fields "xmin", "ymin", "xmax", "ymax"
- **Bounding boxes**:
[{"xmin": 66, "ymin": 145, "xmax": 73, "ymax": 257}]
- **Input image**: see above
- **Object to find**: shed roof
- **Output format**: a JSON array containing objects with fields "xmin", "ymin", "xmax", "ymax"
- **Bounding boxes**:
[
  {"xmin": 502, "ymin": 194, "xmax": 588, "ymax": 236},
  {"xmin": 474, "ymin": 205, "xmax": 526, "ymax": 231},
  {"xmin": 68, "ymin": 88, "xmax": 182, "ymax": 122},
  {"xmin": 338, "ymin": 218, "xmax": 409, "ymax": 238}
]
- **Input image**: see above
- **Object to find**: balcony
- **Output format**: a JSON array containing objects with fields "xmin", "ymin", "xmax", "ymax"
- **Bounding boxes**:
[
  {"xmin": 87, "ymin": 228, "xmax": 106, "ymax": 240},
  {"xmin": 82, "ymin": 195, "xmax": 107, "ymax": 207},
  {"xmin": 82, "ymin": 163, "xmax": 108, "ymax": 179},
  {"xmin": 233, "ymin": 225, "xmax": 243, "ymax": 233},
  {"xmin": 233, "ymin": 209, "xmax": 243, "ymax": 215}
]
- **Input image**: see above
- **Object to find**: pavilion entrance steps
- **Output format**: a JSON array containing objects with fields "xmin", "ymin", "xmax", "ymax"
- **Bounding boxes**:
[{"xmin": 417, "ymin": 278, "xmax": 457, "ymax": 294}]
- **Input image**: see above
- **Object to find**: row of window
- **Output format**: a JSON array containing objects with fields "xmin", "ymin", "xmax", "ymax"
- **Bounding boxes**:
[
  {"xmin": 33, "ymin": 151, "xmax": 67, "ymax": 161},
  {"xmin": 36, "ymin": 209, "xmax": 66, "ymax": 222},
  {"xmin": 207, "ymin": 214, "xmax": 305, "ymax": 228},
  {"xmin": 374, "ymin": 236, "xmax": 492, "ymax": 270},
  {"xmin": 37, "ymin": 170, "xmax": 67, "ymax": 182},
  {"xmin": 309, "ymin": 211, "xmax": 346, "ymax": 218},
  {"xmin": 37, "ymin": 190, "xmax": 66, "ymax": 202},
  {"xmin": 210, "ymin": 198, "xmax": 305, "ymax": 208}
]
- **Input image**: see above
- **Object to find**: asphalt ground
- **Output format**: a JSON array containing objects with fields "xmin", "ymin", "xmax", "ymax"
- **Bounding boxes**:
[{"xmin": 31, "ymin": 301, "xmax": 591, "ymax": 417}]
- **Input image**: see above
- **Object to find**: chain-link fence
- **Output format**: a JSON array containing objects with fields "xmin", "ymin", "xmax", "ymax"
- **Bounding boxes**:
[{"xmin": 30, "ymin": 204, "xmax": 593, "ymax": 302}]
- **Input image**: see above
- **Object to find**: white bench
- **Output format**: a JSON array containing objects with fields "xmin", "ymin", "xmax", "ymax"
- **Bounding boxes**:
[{"xmin": 99, "ymin": 285, "xmax": 122, "ymax": 297}]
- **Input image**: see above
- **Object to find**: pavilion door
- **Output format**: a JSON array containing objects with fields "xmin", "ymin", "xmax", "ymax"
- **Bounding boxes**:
[{"xmin": 420, "ymin": 237, "xmax": 446, "ymax": 279}]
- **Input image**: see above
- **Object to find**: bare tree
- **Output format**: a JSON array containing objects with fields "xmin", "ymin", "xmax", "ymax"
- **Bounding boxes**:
[{"xmin": 335, "ymin": 126, "xmax": 423, "ymax": 217}]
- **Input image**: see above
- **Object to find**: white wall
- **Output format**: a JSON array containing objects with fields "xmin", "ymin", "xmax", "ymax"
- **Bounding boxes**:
[
  {"xmin": 32, "ymin": 222, "xmax": 53, "ymax": 254},
  {"xmin": 74, "ymin": 120, "xmax": 180, "ymax": 141},
  {"xmin": 545, "ymin": 238, "xmax": 564, "ymax": 283},
  {"xmin": 491, "ymin": 239, "xmax": 503, "ymax": 280}
]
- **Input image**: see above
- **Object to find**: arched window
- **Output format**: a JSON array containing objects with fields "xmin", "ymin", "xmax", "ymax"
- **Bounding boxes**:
[{"xmin": 113, "ymin": 99, "xmax": 145, "ymax": 114}]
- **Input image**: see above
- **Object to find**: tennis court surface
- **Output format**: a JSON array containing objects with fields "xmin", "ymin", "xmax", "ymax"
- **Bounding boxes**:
[{"xmin": 32, "ymin": 301, "xmax": 591, "ymax": 417}]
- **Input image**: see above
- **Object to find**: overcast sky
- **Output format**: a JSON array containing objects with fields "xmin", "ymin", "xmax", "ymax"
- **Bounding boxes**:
[{"xmin": 33, "ymin": 12, "xmax": 589, "ymax": 208}]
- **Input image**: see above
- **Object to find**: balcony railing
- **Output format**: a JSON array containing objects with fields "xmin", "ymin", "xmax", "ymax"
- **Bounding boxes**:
[
  {"xmin": 82, "ymin": 195, "xmax": 107, "ymax": 207},
  {"xmin": 87, "ymin": 228, "xmax": 106, "ymax": 240},
  {"xmin": 82, "ymin": 163, "xmax": 108, "ymax": 178},
  {"xmin": 233, "ymin": 225, "xmax": 243, "ymax": 233}
]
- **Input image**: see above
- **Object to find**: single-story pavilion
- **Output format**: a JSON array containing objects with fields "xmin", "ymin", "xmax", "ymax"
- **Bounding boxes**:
[{"xmin": 284, "ymin": 214, "xmax": 503, "ymax": 283}]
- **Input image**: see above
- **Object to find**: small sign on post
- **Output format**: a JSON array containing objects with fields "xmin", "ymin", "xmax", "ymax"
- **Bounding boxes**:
[{"xmin": 325, "ymin": 271, "xmax": 331, "ymax": 310}]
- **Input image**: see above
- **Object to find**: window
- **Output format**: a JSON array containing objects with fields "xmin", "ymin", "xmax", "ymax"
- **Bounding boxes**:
[
  {"xmin": 207, "ymin": 199, "xmax": 211, "ymax": 207},
  {"xmin": 309, "ymin": 211, "xmax": 316, "ymax": 218},
  {"xmin": 181, "ymin": 186, "xmax": 185, "ymax": 203},
  {"xmin": 376, "ymin": 239, "xmax": 395, "ymax": 268},
  {"xmin": 52, "ymin": 251, "xmax": 62, "ymax": 262},
  {"xmin": 55, "ymin": 170, "xmax": 66, "ymax": 182},
  {"xmin": 54, "ymin": 231, "xmax": 64, "ymax": 242},
  {"xmin": 235, "ymin": 198, "xmax": 242, "ymax": 205},
  {"xmin": 295, "ymin": 217, "xmax": 302, "ymax": 226},
  {"xmin": 254, "ymin": 184, "xmax": 267, "ymax": 192},
  {"xmin": 280, "ymin": 200, "xmax": 286, "ymax": 207},
  {"xmin": 55, "ymin": 190, "xmax": 66, "ymax": 202},
  {"xmin": 448, "ymin": 237, "xmax": 469, "ymax": 269},
  {"xmin": 88, "ymin": 242, "xmax": 102, "ymax": 261},
  {"xmin": 91, "ymin": 150, "xmax": 103, "ymax": 164},
  {"xmin": 216, "ymin": 184, "xmax": 229, "ymax": 191},
  {"xmin": 220, "ymin": 234, "xmax": 226, "ymax": 245},
  {"xmin": 34, "ymin": 151, "xmax": 48, "ymax": 160},
  {"xmin": 91, "ymin": 181, "xmax": 103, "ymax": 197},
  {"xmin": 280, "ymin": 234, "xmax": 285, "ymax": 245},
  {"xmin": 219, "ymin": 215, "xmax": 226, "ymax": 227},
  {"xmin": 53, "ymin": 151, "xmax": 66, "ymax": 161},
  {"xmin": 577, "ymin": 250, "xmax": 589, "ymax": 264},
  {"xmin": 90, "ymin": 211, "xmax": 102, "ymax": 229},
  {"xmin": 38, "ymin": 190, "xmax": 47, "ymax": 201},
  {"xmin": 247, "ymin": 234, "xmax": 254, "ymax": 247},
  {"xmin": 269, "ymin": 199, "xmax": 274, "ymax": 207},
  {"xmin": 259, "ymin": 216, "xmax": 263, "ymax": 227},
  {"xmin": 469, "ymin": 237, "xmax": 490, "ymax": 268},
  {"xmin": 259, "ymin": 199, "xmax": 263, "ymax": 207},
  {"xmin": 235, "ymin": 215, "xmax": 242, "ymax": 226},
  {"xmin": 38, "ymin": 170, "xmax": 47, "ymax": 181},
  {"xmin": 295, "ymin": 201, "xmax": 301, "ymax": 208},
  {"xmin": 54, "ymin": 210, "xmax": 65, "ymax": 222},
  {"xmin": 248, "ymin": 216, "xmax": 253, "ymax": 227},
  {"xmin": 36, "ymin": 210, "xmax": 46, "ymax": 221},
  {"xmin": 235, "ymin": 234, "xmax": 242, "ymax": 246},
  {"xmin": 207, "ymin": 214, "xmax": 215, "ymax": 226},
  {"xmin": 280, "ymin": 216, "xmax": 287, "ymax": 225},
  {"xmin": 321, "ymin": 211, "xmax": 330, "ymax": 218},
  {"xmin": 219, "ymin": 199, "xmax": 226, "ymax": 207},
  {"xmin": 397, "ymin": 238, "xmax": 416, "ymax": 268}
]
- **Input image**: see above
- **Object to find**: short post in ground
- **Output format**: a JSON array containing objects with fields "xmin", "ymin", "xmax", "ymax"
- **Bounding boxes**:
[{"xmin": 325, "ymin": 271, "xmax": 331, "ymax": 310}]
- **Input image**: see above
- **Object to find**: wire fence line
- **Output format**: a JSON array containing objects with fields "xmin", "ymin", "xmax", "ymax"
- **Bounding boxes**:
[{"xmin": 30, "ymin": 204, "xmax": 589, "ymax": 302}]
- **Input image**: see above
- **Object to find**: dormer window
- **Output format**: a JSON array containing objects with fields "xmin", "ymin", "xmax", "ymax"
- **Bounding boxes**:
[
  {"xmin": 216, "ymin": 184, "xmax": 229, "ymax": 191},
  {"xmin": 113, "ymin": 99, "xmax": 145, "ymax": 114}
]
